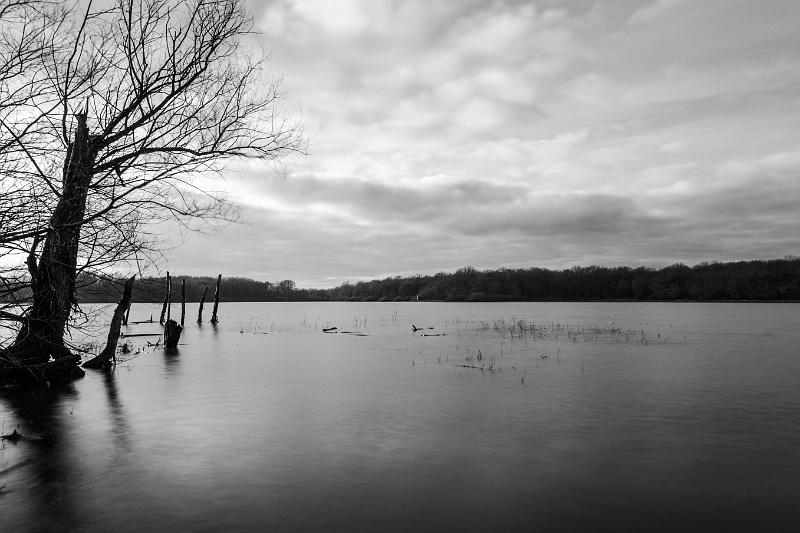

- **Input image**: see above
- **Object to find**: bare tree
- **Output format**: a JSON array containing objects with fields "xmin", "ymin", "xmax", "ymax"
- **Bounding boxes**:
[
  {"xmin": 1, "ymin": 0, "xmax": 303, "ymax": 370},
  {"xmin": 0, "ymin": 0, "xmax": 62, "ymax": 345}
]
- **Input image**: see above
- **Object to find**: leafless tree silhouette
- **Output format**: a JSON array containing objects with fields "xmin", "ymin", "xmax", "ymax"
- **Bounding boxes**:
[{"xmin": 1, "ymin": 0, "xmax": 303, "ymax": 370}]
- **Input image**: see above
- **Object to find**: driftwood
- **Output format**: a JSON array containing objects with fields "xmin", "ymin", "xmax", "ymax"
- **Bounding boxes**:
[
  {"xmin": 197, "ymin": 286, "xmax": 208, "ymax": 323},
  {"xmin": 210, "ymin": 274, "xmax": 221, "ymax": 324},
  {"xmin": 84, "ymin": 276, "xmax": 135, "ymax": 370},
  {"xmin": 159, "ymin": 271, "xmax": 171, "ymax": 324},
  {"xmin": 164, "ymin": 319, "xmax": 182, "ymax": 349},
  {"xmin": 1, "ymin": 429, "xmax": 23, "ymax": 442}
]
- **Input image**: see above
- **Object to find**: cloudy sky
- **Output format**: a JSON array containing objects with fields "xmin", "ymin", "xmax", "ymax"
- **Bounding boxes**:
[{"xmin": 166, "ymin": 0, "xmax": 800, "ymax": 288}]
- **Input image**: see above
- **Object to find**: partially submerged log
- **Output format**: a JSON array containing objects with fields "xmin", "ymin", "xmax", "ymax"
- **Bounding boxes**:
[
  {"xmin": 1, "ymin": 429, "xmax": 23, "ymax": 442},
  {"xmin": 197, "ymin": 286, "xmax": 208, "ymax": 323},
  {"xmin": 210, "ymin": 274, "xmax": 221, "ymax": 324},
  {"xmin": 84, "ymin": 276, "xmax": 135, "ymax": 370},
  {"xmin": 164, "ymin": 319, "xmax": 182, "ymax": 350}
]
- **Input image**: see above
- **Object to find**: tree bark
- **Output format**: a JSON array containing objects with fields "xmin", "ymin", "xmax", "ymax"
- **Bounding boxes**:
[
  {"xmin": 210, "ymin": 274, "xmax": 221, "ymax": 324},
  {"xmin": 6, "ymin": 113, "xmax": 97, "ymax": 365},
  {"xmin": 84, "ymin": 276, "xmax": 135, "ymax": 370},
  {"xmin": 197, "ymin": 286, "xmax": 208, "ymax": 323}
]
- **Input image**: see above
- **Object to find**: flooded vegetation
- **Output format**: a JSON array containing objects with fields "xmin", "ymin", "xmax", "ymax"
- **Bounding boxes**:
[{"xmin": 2, "ymin": 301, "xmax": 800, "ymax": 532}]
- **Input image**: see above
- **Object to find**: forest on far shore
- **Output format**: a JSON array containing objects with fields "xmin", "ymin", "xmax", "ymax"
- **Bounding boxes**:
[{"xmin": 77, "ymin": 258, "xmax": 800, "ymax": 303}]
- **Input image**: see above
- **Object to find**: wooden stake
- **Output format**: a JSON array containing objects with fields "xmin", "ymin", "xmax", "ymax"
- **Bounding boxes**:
[
  {"xmin": 210, "ymin": 274, "xmax": 221, "ymax": 324},
  {"xmin": 159, "ymin": 271, "xmax": 170, "ymax": 324},
  {"xmin": 197, "ymin": 286, "xmax": 208, "ymax": 323},
  {"xmin": 180, "ymin": 279, "xmax": 186, "ymax": 327},
  {"xmin": 165, "ymin": 272, "xmax": 172, "ymax": 323}
]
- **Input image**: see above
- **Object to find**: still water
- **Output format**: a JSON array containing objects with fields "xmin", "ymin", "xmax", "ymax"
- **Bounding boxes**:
[{"xmin": 2, "ymin": 302, "xmax": 799, "ymax": 532}]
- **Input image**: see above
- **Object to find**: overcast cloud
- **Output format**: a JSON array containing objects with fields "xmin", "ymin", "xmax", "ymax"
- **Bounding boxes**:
[{"xmin": 165, "ymin": 0, "xmax": 800, "ymax": 287}]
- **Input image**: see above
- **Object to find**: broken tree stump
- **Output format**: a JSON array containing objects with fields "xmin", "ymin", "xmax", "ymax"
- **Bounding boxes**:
[
  {"xmin": 84, "ymin": 276, "xmax": 135, "ymax": 370},
  {"xmin": 197, "ymin": 286, "xmax": 208, "ymax": 323},
  {"xmin": 164, "ymin": 319, "xmax": 183, "ymax": 349},
  {"xmin": 210, "ymin": 274, "xmax": 221, "ymax": 324}
]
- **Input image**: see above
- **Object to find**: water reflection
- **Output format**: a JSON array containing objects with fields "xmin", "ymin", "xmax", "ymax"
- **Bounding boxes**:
[
  {"xmin": 163, "ymin": 347, "xmax": 181, "ymax": 376},
  {"xmin": 0, "ymin": 385, "xmax": 81, "ymax": 532},
  {"xmin": 101, "ymin": 371, "xmax": 130, "ymax": 452},
  {"xmin": 3, "ymin": 302, "xmax": 800, "ymax": 532}
]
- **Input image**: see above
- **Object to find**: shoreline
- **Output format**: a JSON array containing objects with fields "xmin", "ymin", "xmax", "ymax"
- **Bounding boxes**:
[{"xmin": 79, "ymin": 299, "xmax": 800, "ymax": 304}]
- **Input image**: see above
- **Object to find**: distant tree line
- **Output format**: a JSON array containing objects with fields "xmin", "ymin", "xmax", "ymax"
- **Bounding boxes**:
[
  {"xmin": 73, "ymin": 258, "xmax": 800, "ymax": 303},
  {"xmin": 320, "ymin": 259, "xmax": 800, "ymax": 302}
]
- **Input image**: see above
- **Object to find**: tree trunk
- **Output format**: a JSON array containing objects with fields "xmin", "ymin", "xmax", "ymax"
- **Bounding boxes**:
[
  {"xmin": 210, "ymin": 274, "xmax": 221, "ymax": 324},
  {"xmin": 6, "ymin": 113, "xmax": 97, "ymax": 365},
  {"xmin": 197, "ymin": 286, "xmax": 208, "ymax": 323},
  {"xmin": 84, "ymin": 276, "xmax": 135, "ymax": 370}
]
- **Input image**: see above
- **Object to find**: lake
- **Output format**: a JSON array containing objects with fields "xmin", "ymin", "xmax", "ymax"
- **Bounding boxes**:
[{"xmin": 2, "ymin": 302, "xmax": 800, "ymax": 532}]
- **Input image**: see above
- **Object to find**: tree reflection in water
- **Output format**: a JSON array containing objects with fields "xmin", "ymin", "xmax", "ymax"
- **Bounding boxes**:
[
  {"xmin": 0, "ymin": 370, "xmax": 136, "ymax": 532},
  {"xmin": 0, "ymin": 385, "xmax": 81, "ymax": 532}
]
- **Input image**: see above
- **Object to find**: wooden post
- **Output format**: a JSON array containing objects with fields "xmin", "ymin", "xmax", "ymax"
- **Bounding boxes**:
[
  {"xmin": 84, "ymin": 276, "xmax": 135, "ymax": 370},
  {"xmin": 180, "ymin": 279, "xmax": 186, "ymax": 327},
  {"xmin": 210, "ymin": 274, "xmax": 221, "ymax": 324},
  {"xmin": 166, "ymin": 273, "xmax": 172, "ymax": 322},
  {"xmin": 159, "ymin": 271, "xmax": 170, "ymax": 324},
  {"xmin": 197, "ymin": 286, "xmax": 208, "ymax": 323}
]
